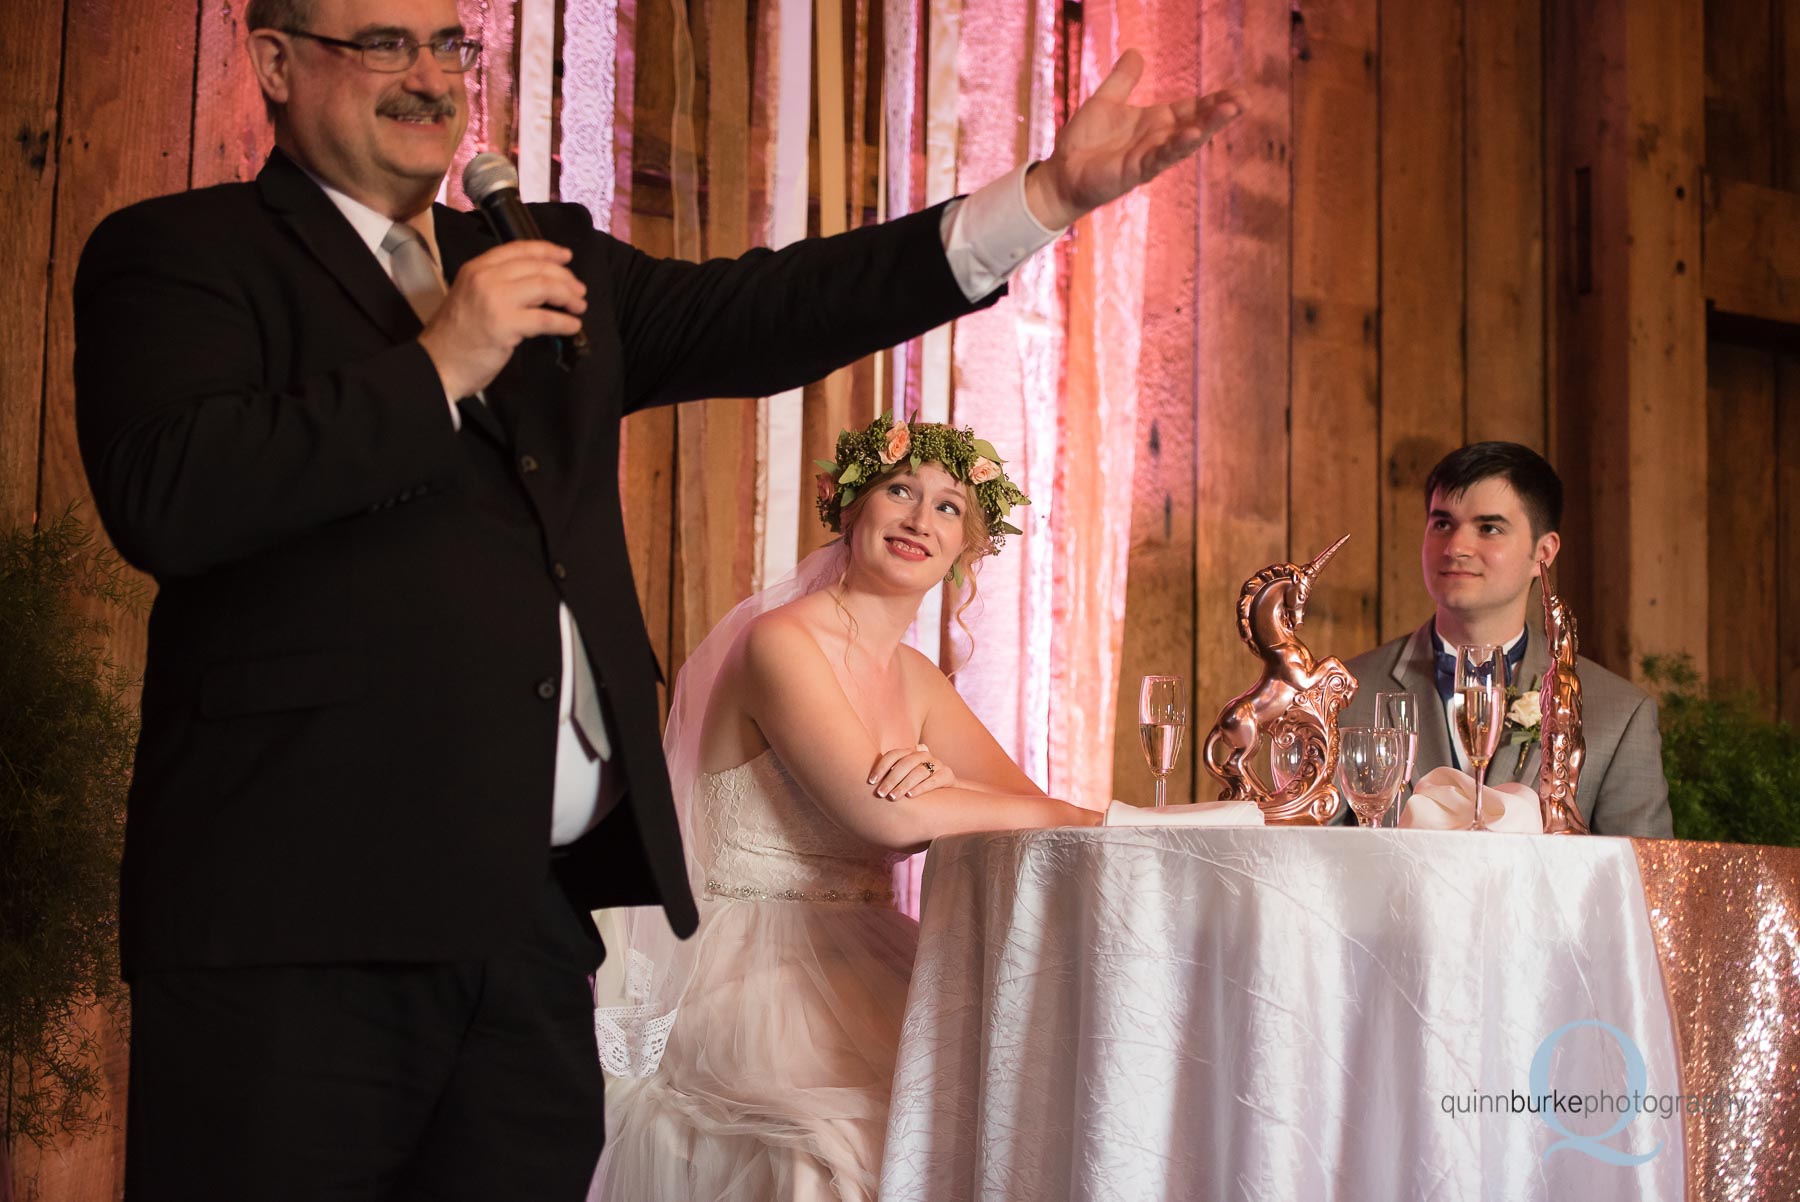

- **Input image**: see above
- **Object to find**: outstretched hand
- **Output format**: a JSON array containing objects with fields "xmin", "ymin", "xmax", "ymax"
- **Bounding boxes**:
[{"xmin": 1025, "ymin": 49, "xmax": 1244, "ymax": 230}]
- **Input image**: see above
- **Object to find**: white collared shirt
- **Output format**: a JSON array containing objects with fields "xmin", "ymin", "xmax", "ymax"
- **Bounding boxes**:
[
  {"xmin": 1437, "ymin": 625, "xmax": 1528, "ymax": 771},
  {"xmin": 315, "ymin": 165, "xmax": 1064, "ymax": 846}
]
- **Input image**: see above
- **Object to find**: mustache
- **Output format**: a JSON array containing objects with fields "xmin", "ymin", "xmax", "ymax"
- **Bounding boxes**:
[{"xmin": 378, "ymin": 96, "xmax": 458, "ymax": 120}]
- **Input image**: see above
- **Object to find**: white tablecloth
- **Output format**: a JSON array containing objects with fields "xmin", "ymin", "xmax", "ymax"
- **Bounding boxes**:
[{"xmin": 880, "ymin": 827, "xmax": 1685, "ymax": 1201}]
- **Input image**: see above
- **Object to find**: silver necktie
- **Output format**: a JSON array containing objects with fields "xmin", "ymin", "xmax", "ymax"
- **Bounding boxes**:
[{"xmin": 380, "ymin": 221, "xmax": 445, "ymax": 323}]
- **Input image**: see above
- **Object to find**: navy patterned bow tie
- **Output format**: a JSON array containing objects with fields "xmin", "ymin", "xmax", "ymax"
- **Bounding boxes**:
[{"xmin": 1434, "ymin": 626, "xmax": 1530, "ymax": 702}]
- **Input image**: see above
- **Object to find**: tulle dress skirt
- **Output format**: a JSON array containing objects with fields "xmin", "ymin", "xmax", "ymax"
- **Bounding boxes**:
[{"xmin": 592, "ymin": 892, "xmax": 918, "ymax": 1201}]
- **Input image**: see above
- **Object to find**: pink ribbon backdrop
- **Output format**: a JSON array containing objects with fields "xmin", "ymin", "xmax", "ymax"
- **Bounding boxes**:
[{"xmin": 550, "ymin": 0, "xmax": 1149, "ymax": 914}]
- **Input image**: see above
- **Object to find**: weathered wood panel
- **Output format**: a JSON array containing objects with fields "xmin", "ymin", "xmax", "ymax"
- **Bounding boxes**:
[
  {"xmin": 619, "ymin": 0, "xmax": 680, "ymax": 712},
  {"xmin": 1464, "ymin": 0, "xmax": 1545, "ymax": 450},
  {"xmin": 1378, "ymin": 0, "xmax": 1465, "ymax": 640},
  {"xmin": 191, "ymin": 1, "xmax": 268, "ymax": 188},
  {"xmin": 1548, "ymin": 0, "xmax": 1707, "ymax": 682},
  {"xmin": 1704, "ymin": 0, "xmax": 1776, "ymax": 184},
  {"xmin": 17, "ymin": 2, "xmax": 197, "ymax": 1193},
  {"xmin": 670, "ymin": 0, "xmax": 759, "ymax": 685},
  {"xmin": 1192, "ymin": 0, "xmax": 1292, "ymax": 792},
  {"xmin": 1114, "ymin": 0, "xmax": 1201, "ymax": 805},
  {"xmin": 1706, "ymin": 342, "xmax": 1779, "ymax": 713},
  {"xmin": 40, "ymin": 0, "xmax": 197, "ymax": 521},
  {"xmin": 10, "ymin": 1002, "xmax": 129, "ymax": 1202},
  {"xmin": 1546, "ymin": 0, "xmax": 1623, "ymax": 662},
  {"xmin": 1783, "ymin": 0, "xmax": 1800, "ymax": 190},
  {"xmin": 1704, "ymin": 176, "xmax": 1800, "ymax": 325},
  {"xmin": 1779, "ymin": 353, "xmax": 1800, "ymax": 726},
  {"xmin": 797, "ymin": 0, "xmax": 861, "ymax": 562},
  {"xmin": 1289, "ymin": 0, "xmax": 1379, "ymax": 678},
  {"xmin": 0, "ymin": 0, "xmax": 65, "ymax": 531},
  {"xmin": 1619, "ymin": 0, "xmax": 1708, "ymax": 676}
]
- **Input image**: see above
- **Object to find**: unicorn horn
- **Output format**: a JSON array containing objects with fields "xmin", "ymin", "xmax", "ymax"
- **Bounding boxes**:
[{"xmin": 1303, "ymin": 533, "xmax": 1352, "ymax": 581}]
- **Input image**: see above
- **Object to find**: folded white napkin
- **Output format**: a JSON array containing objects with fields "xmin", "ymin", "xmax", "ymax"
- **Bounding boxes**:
[
  {"xmin": 1399, "ymin": 766, "xmax": 1544, "ymax": 833},
  {"xmin": 1104, "ymin": 799, "xmax": 1266, "ymax": 827}
]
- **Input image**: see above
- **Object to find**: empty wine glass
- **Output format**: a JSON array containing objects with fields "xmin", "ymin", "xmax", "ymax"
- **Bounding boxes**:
[
  {"xmin": 1270, "ymin": 727, "xmax": 1306, "ymax": 793},
  {"xmin": 1336, "ymin": 726, "xmax": 1406, "ymax": 828},
  {"xmin": 1453, "ymin": 645, "xmax": 1509, "ymax": 831},
  {"xmin": 1375, "ymin": 691, "xmax": 1420, "ymax": 828},
  {"xmin": 1138, "ymin": 676, "xmax": 1187, "ymax": 809}
]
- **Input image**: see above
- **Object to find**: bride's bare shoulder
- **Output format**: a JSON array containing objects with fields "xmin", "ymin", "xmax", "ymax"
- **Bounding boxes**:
[
  {"xmin": 731, "ymin": 596, "xmax": 832, "ymax": 673},
  {"xmin": 896, "ymin": 642, "xmax": 955, "ymax": 691}
]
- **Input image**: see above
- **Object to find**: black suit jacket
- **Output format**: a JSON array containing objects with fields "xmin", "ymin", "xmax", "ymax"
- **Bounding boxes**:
[{"xmin": 74, "ymin": 149, "xmax": 996, "ymax": 975}]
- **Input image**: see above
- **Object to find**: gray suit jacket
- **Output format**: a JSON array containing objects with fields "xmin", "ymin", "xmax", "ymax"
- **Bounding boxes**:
[{"xmin": 1339, "ymin": 621, "xmax": 1673, "ymax": 837}]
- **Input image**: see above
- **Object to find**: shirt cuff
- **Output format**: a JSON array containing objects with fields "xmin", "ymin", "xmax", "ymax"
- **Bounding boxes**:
[{"xmin": 938, "ymin": 162, "xmax": 1066, "ymax": 302}]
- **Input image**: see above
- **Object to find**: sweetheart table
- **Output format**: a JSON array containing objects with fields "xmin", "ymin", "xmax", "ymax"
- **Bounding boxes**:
[{"xmin": 878, "ymin": 826, "xmax": 1799, "ymax": 1202}]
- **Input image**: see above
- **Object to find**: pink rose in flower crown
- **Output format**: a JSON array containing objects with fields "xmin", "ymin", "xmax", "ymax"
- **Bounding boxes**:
[
  {"xmin": 968, "ymin": 456, "xmax": 1001, "ymax": 484},
  {"xmin": 815, "ymin": 471, "xmax": 836, "ymax": 504},
  {"xmin": 880, "ymin": 422, "xmax": 911, "ymax": 465}
]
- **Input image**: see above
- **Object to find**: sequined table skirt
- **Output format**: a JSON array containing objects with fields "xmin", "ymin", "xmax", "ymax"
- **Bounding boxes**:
[{"xmin": 880, "ymin": 827, "xmax": 1799, "ymax": 1201}]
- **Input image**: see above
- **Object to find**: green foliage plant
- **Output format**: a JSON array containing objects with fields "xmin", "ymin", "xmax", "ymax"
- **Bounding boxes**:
[
  {"xmin": 1, "ymin": 509, "xmax": 142, "ymax": 1154},
  {"xmin": 1644, "ymin": 654, "xmax": 1800, "ymax": 848}
]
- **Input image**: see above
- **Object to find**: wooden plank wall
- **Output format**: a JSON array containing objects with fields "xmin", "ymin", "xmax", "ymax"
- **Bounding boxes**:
[
  {"xmin": 1704, "ymin": 0, "xmax": 1800, "ymax": 725},
  {"xmin": 1121, "ymin": 0, "xmax": 1737, "ymax": 805},
  {"xmin": 620, "ymin": 0, "xmax": 889, "ymax": 701},
  {"xmin": 1128, "ymin": 0, "xmax": 1559, "ymax": 804},
  {"xmin": 1112, "ymin": 0, "xmax": 1204, "ymax": 812},
  {"xmin": 9, "ymin": 0, "xmax": 229, "ymax": 1192},
  {"xmin": 1187, "ymin": 0, "xmax": 1292, "ymax": 803},
  {"xmin": 1, "ymin": 0, "xmax": 1784, "ymax": 1187}
]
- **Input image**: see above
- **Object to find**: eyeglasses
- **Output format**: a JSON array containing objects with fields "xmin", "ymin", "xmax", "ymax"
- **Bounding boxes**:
[{"xmin": 282, "ymin": 29, "xmax": 483, "ymax": 73}]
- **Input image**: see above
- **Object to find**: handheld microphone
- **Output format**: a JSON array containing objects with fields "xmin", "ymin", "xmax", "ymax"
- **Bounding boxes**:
[{"xmin": 462, "ymin": 152, "xmax": 589, "ymax": 364}]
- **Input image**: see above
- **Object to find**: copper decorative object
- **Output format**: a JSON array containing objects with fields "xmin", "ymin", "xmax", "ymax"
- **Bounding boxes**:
[
  {"xmin": 1536, "ymin": 567, "xmax": 1590, "ymax": 835},
  {"xmin": 1202, "ymin": 535, "xmax": 1358, "ymax": 825}
]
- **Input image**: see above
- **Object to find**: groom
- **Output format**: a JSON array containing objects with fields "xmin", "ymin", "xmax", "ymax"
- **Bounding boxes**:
[
  {"xmin": 1339, "ymin": 442, "xmax": 1671, "ymax": 836},
  {"xmin": 73, "ymin": 0, "xmax": 1243, "ymax": 1196}
]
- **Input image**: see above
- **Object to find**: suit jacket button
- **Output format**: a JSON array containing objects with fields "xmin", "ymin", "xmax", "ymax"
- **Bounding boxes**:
[
  {"xmin": 536, "ymin": 678, "xmax": 557, "ymax": 700},
  {"xmin": 552, "ymin": 562, "xmax": 568, "ymax": 580},
  {"xmin": 520, "ymin": 453, "xmax": 540, "ymax": 474}
]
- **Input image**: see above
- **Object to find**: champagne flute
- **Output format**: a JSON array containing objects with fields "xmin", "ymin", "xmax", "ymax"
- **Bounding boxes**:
[
  {"xmin": 1454, "ymin": 645, "xmax": 1509, "ymax": 831},
  {"xmin": 1336, "ymin": 726, "xmax": 1406, "ymax": 828},
  {"xmin": 1138, "ymin": 676, "xmax": 1187, "ymax": 809},
  {"xmin": 1375, "ymin": 691, "xmax": 1420, "ymax": 828}
]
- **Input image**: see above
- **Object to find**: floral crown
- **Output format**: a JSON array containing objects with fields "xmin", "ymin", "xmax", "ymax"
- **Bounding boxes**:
[{"xmin": 813, "ymin": 411, "xmax": 1030, "ymax": 564}]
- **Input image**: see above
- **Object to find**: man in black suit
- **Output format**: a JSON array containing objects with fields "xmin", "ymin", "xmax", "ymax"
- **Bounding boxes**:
[{"xmin": 73, "ymin": 0, "xmax": 1241, "ymax": 1197}]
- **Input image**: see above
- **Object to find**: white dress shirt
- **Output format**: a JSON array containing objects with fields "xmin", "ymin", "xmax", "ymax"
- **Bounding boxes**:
[
  {"xmin": 1438, "ymin": 625, "xmax": 1528, "ymax": 771},
  {"xmin": 316, "ymin": 163, "xmax": 1064, "ymax": 845}
]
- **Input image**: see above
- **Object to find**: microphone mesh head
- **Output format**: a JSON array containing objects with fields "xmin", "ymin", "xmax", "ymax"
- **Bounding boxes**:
[{"xmin": 462, "ymin": 152, "xmax": 520, "ymax": 202}]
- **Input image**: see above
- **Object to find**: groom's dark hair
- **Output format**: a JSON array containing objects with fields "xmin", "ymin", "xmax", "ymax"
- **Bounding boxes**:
[{"xmin": 1424, "ymin": 442, "xmax": 1563, "ymax": 540}]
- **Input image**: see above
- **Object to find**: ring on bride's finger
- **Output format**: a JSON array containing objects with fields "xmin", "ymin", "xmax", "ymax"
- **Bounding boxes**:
[{"xmin": 924, "ymin": 761, "xmax": 936, "ymax": 774}]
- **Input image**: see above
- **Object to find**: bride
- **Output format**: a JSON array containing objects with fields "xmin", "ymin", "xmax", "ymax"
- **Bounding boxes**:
[{"xmin": 591, "ymin": 413, "xmax": 1101, "ymax": 1201}]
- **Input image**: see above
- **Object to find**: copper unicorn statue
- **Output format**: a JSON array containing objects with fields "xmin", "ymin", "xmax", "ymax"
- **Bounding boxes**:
[
  {"xmin": 1536, "ymin": 566, "xmax": 1590, "ymax": 834},
  {"xmin": 1202, "ymin": 535, "xmax": 1358, "ymax": 825}
]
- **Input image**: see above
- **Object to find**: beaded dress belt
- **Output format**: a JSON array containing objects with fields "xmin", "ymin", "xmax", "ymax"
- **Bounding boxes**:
[{"xmin": 706, "ymin": 879, "xmax": 895, "ymax": 906}]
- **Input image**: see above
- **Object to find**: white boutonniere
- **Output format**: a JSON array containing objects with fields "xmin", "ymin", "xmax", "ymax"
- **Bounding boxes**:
[{"xmin": 1505, "ymin": 676, "xmax": 1542, "ymax": 773}]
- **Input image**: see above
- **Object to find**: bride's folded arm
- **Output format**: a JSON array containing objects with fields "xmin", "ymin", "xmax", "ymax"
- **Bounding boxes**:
[
  {"xmin": 910, "ymin": 646, "xmax": 1051, "ymax": 799},
  {"xmin": 736, "ymin": 616, "xmax": 1102, "ymax": 854}
]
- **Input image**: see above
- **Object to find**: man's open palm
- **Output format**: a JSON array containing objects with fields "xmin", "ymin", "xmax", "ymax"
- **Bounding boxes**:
[{"xmin": 1027, "ymin": 50, "xmax": 1244, "ymax": 229}]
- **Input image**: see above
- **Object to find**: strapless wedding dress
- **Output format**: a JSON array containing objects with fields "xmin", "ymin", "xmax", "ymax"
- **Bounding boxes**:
[{"xmin": 592, "ymin": 748, "xmax": 915, "ymax": 1202}]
